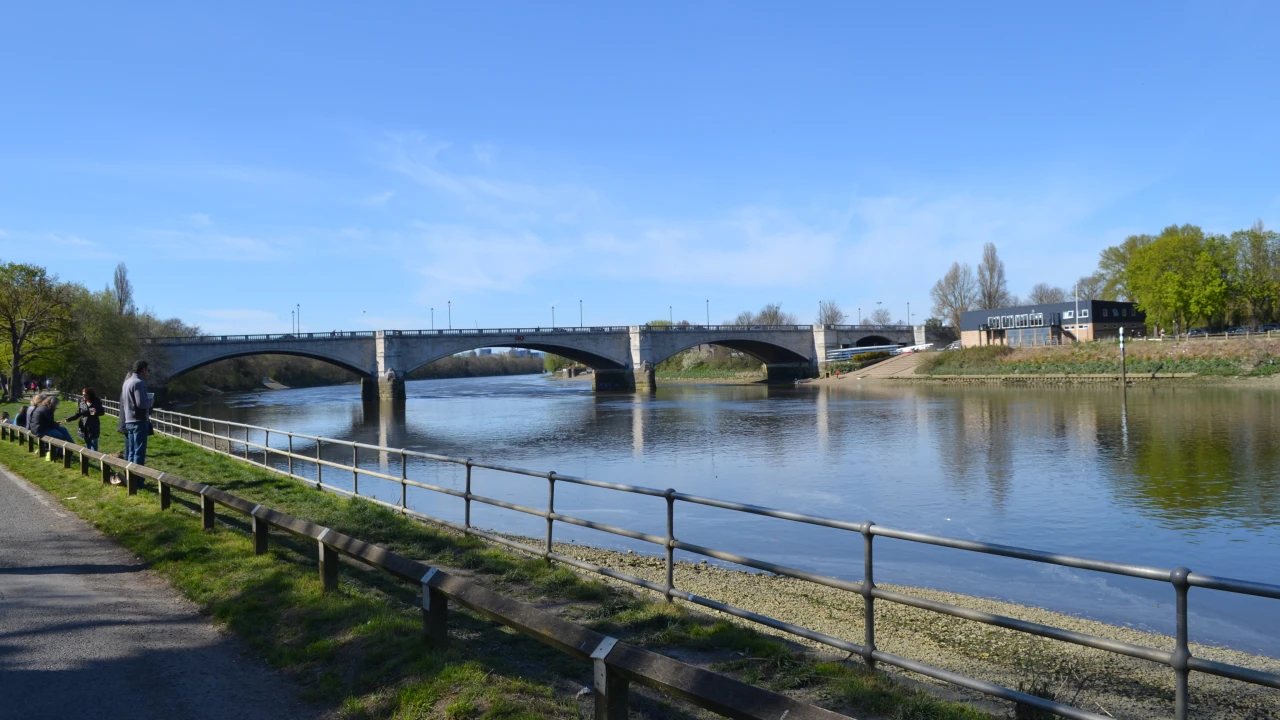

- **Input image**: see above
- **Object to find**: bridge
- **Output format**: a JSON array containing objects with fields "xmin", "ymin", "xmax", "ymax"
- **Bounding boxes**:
[{"xmin": 142, "ymin": 324, "xmax": 937, "ymax": 401}]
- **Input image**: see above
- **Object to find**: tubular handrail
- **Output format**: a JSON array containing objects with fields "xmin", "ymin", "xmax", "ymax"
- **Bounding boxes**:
[
  {"xmin": 1, "ymin": 424, "xmax": 849, "ymax": 720},
  {"xmin": 137, "ymin": 324, "xmax": 837, "ymax": 344},
  {"xmin": 69, "ymin": 402, "xmax": 1280, "ymax": 718}
]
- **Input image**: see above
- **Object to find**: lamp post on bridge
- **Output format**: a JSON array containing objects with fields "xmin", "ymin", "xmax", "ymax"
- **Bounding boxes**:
[
  {"xmin": 448, "ymin": 301, "xmax": 452, "ymax": 330},
  {"xmin": 706, "ymin": 299, "xmax": 710, "ymax": 327},
  {"xmin": 430, "ymin": 308, "xmax": 434, "ymax": 330},
  {"xmin": 579, "ymin": 299, "xmax": 583, "ymax": 328},
  {"xmin": 552, "ymin": 306, "xmax": 555, "ymax": 328},
  {"xmin": 669, "ymin": 306, "xmax": 672, "ymax": 325}
]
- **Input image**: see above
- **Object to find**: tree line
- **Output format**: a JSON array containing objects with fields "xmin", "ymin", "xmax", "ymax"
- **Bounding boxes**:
[{"xmin": 928, "ymin": 221, "xmax": 1279, "ymax": 334}]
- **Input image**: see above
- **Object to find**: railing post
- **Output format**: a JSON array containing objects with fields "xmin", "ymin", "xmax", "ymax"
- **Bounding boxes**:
[
  {"xmin": 421, "ymin": 569, "xmax": 448, "ymax": 646},
  {"xmin": 400, "ymin": 450, "xmax": 407, "ymax": 513},
  {"xmin": 464, "ymin": 460, "xmax": 473, "ymax": 533},
  {"xmin": 27, "ymin": 432, "xmax": 34, "ymax": 453},
  {"xmin": 591, "ymin": 637, "xmax": 628, "ymax": 719},
  {"xmin": 664, "ymin": 489, "xmax": 676, "ymax": 602},
  {"xmin": 243, "ymin": 426, "xmax": 249, "ymax": 460},
  {"xmin": 126, "ymin": 467, "xmax": 139, "ymax": 495},
  {"xmin": 201, "ymin": 490, "xmax": 216, "ymax": 529},
  {"xmin": 318, "ymin": 533, "xmax": 339, "ymax": 592},
  {"xmin": 545, "ymin": 472, "xmax": 556, "ymax": 561},
  {"xmin": 252, "ymin": 508, "xmax": 269, "ymax": 555},
  {"xmin": 861, "ymin": 522, "xmax": 877, "ymax": 669},
  {"xmin": 101, "ymin": 457, "xmax": 111, "ymax": 485},
  {"xmin": 287, "ymin": 434, "xmax": 294, "ymax": 477},
  {"xmin": 352, "ymin": 444, "xmax": 359, "ymax": 496},
  {"xmin": 264, "ymin": 429, "xmax": 269, "ymax": 465},
  {"xmin": 315, "ymin": 440, "xmax": 323, "ymax": 488},
  {"xmin": 159, "ymin": 479, "xmax": 171, "ymax": 510},
  {"xmin": 79, "ymin": 450, "xmax": 89, "ymax": 476},
  {"xmin": 1171, "ymin": 566, "xmax": 1192, "ymax": 720},
  {"xmin": 62, "ymin": 445, "xmax": 73, "ymax": 469}
]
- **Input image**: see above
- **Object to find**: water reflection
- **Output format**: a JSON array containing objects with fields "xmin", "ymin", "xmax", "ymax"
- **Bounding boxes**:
[{"xmin": 182, "ymin": 376, "xmax": 1280, "ymax": 654}]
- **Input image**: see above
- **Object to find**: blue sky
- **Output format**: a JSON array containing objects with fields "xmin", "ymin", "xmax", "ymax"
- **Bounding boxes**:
[{"xmin": 2, "ymin": 2, "xmax": 1277, "ymax": 333}]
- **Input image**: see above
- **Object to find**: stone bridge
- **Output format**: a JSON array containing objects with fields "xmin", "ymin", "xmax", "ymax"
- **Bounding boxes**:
[{"xmin": 142, "ymin": 324, "xmax": 935, "ymax": 401}]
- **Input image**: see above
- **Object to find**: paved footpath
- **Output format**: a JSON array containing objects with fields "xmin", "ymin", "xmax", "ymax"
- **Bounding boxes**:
[{"xmin": 0, "ymin": 463, "xmax": 314, "ymax": 720}]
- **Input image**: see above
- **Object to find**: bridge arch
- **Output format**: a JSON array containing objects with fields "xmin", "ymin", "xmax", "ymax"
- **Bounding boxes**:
[
  {"xmin": 646, "ymin": 336, "xmax": 814, "ymax": 368},
  {"xmin": 855, "ymin": 335, "xmax": 894, "ymax": 347},
  {"xmin": 398, "ymin": 341, "xmax": 628, "ymax": 376},
  {"xmin": 160, "ymin": 349, "xmax": 375, "ymax": 380}
]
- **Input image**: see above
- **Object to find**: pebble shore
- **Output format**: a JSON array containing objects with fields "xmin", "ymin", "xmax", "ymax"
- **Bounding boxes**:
[{"xmin": 548, "ymin": 541, "xmax": 1279, "ymax": 719}]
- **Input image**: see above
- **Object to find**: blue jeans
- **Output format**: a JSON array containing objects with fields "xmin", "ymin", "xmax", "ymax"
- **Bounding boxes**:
[
  {"xmin": 84, "ymin": 434, "xmax": 99, "ymax": 451},
  {"xmin": 124, "ymin": 421, "xmax": 149, "ymax": 466}
]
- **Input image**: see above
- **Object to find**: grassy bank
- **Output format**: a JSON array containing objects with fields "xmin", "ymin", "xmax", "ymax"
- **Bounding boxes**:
[
  {"xmin": 0, "ymin": 400, "xmax": 988, "ymax": 720},
  {"xmin": 920, "ymin": 339, "xmax": 1280, "ymax": 377}
]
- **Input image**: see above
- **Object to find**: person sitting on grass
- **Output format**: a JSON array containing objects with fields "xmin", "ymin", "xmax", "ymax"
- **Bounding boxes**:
[
  {"xmin": 65, "ymin": 387, "xmax": 104, "ymax": 451},
  {"xmin": 15, "ymin": 394, "xmax": 39, "ymax": 429},
  {"xmin": 28, "ymin": 394, "xmax": 74, "ymax": 459}
]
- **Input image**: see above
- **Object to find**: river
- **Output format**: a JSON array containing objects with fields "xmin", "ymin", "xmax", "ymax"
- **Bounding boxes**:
[{"xmin": 180, "ymin": 375, "xmax": 1280, "ymax": 657}]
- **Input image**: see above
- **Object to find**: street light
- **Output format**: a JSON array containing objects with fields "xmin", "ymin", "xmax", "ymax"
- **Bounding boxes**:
[
  {"xmin": 552, "ymin": 305, "xmax": 556, "ymax": 328},
  {"xmin": 448, "ymin": 300, "xmax": 452, "ymax": 330},
  {"xmin": 669, "ymin": 305, "xmax": 673, "ymax": 324},
  {"xmin": 579, "ymin": 300, "xmax": 583, "ymax": 328},
  {"xmin": 430, "ymin": 307, "xmax": 434, "ymax": 330},
  {"xmin": 706, "ymin": 299, "xmax": 710, "ymax": 327}
]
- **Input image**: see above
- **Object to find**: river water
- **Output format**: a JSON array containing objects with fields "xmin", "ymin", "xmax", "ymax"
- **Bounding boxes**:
[{"xmin": 180, "ymin": 375, "xmax": 1280, "ymax": 657}]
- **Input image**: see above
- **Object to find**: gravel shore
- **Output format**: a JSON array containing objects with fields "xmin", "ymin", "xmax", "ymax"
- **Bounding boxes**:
[{"xmin": 544, "ymin": 541, "xmax": 1278, "ymax": 719}]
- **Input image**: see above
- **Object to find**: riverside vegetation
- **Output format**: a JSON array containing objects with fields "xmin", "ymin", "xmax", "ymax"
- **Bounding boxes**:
[
  {"xmin": 0, "ymin": 398, "xmax": 989, "ymax": 720},
  {"xmin": 919, "ymin": 338, "xmax": 1280, "ymax": 378}
]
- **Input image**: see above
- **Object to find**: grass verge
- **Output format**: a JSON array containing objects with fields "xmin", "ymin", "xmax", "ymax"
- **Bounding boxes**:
[
  {"xmin": 0, "ymin": 400, "xmax": 990, "ymax": 720},
  {"xmin": 919, "ymin": 339, "xmax": 1280, "ymax": 377}
]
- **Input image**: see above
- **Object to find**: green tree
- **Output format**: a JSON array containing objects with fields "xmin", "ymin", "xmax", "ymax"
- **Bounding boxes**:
[
  {"xmin": 1126, "ymin": 225, "xmax": 1208, "ymax": 333},
  {"xmin": 1097, "ymin": 234, "xmax": 1153, "ymax": 300},
  {"xmin": 0, "ymin": 262, "xmax": 73, "ymax": 395},
  {"xmin": 1232, "ymin": 221, "xmax": 1279, "ymax": 324}
]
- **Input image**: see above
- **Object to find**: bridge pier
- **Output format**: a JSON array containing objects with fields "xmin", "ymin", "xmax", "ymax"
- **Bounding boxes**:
[
  {"xmin": 632, "ymin": 363, "xmax": 656, "ymax": 392},
  {"xmin": 592, "ymin": 369, "xmax": 637, "ymax": 392},
  {"xmin": 361, "ymin": 377, "xmax": 405, "ymax": 403}
]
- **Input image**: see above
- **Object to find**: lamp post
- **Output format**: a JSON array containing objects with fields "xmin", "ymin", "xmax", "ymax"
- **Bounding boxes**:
[
  {"xmin": 579, "ymin": 300, "xmax": 583, "ymax": 328},
  {"xmin": 448, "ymin": 301, "xmax": 452, "ymax": 330},
  {"xmin": 430, "ymin": 307, "xmax": 434, "ymax": 330},
  {"xmin": 290, "ymin": 310, "xmax": 294, "ymax": 334},
  {"xmin": 907, "ymin": 301, "xmax": 911, "ymax": 327},
  {"xmin": 296, "ymin": 304, "xmax": 301, "ymax": 334},
  {"xmin": 552, "ymin": 306, "xmax": 555, "ymax": 328},
  {"xmin": 706, "ymin": 299, "xmax": 710, "ymax": 327},
  {"xmin": 669, "ymin": 306, "xmax": 673, "ymax": 324}
]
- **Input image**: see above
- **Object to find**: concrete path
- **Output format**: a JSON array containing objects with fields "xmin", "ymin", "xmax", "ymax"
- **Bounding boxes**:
[
  {"xmin": 0, "ymin": 463, "xmax": 315, "ymax": 720},
  {"xmin": 855, "ymin": 352, "xmax": 929, "ymax": 378}
]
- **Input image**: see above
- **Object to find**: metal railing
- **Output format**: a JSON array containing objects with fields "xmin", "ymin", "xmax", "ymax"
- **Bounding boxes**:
[
  {"xmin": 140, "ymin": 325, "xmax": 836, "ymax": 343},
  {"xmin": 96, "ymin": 400, "xmax": 1280, "ymax": 719},
  {"xmin": 0, "ymin": 423, "xmax": 846, "ymax": 720},
  {"xmin": 821, "ymin": 324, "xmax": 915, "ymax": 332},
  {"xmin": 141, "ymin": 331, "xmax": 377, "ymax": 344}
]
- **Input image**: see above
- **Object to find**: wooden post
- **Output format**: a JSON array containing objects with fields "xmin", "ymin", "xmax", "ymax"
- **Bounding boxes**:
[
  {"xmin": 126, "ymin": 468, "xmax": 138, "ymax": 495},
  {"xmin": 252, "ymin": 510, "xmax": 269, "ymax": 555},
  {"xmin": 318, "ymin": 535, "xmax": 339, "ymax": 592},
  {"xmin": 63, "ymin": 446, "xmax": 73, "ymax": 469},
  {"xmin": 590, "ymin": 637, "xmax": 628, "ymax": 719},
  {"xmin": 201, "ymin": 491, "xmax": 215, "ymax": 529},
  {"xmin": 159, "ymin": 482, "xmax": 171, "ymax": 511},
  {"xmin": 79, "ymin": 452, "xmax": 89, "ymax": 476},
  {"xmin": 101, "ymin": 458, "xmax": 111, "ymax": 485},
  {"xmin": 421, "ymin": 569, "xmax": 448, "ymax": 646}
]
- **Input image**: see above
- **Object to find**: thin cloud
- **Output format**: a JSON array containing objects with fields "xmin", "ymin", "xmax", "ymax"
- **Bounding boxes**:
[
  {"xmin": 46, "ymin": 233, "xmax": 94, "ymax": 247},
  {"xmin": 362, "ymin": 190, "xmax": 395, "ymax": 206}
]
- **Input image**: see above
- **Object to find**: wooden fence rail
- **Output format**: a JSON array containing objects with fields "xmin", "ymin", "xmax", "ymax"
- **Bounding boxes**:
[{"xmin": 0, "ymin": 424, "xmax": 852, "ymax": 720}]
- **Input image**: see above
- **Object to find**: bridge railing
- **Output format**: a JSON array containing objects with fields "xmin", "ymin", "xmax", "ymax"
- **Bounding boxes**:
[
  {"xmin": 94, "ymin": 400, "xmax": 1280, "ymax": 720},
  {"xmin": 142, "ymin": 331, "xmax": 377, "ymax": 344},
  {"xmin": 140, "ymin": 324, "xmax": 834, "ymax": 343},
  {"xmin": 821, "ymin": 324, "xmax": 915, "ymax": 332},
  {"xmin": 643, "ymin": 324, "xmax": 814, "ymax": 331},
  {"xmin": 1, "ymin": 423, "xmax": 848, "ymax": 720}
]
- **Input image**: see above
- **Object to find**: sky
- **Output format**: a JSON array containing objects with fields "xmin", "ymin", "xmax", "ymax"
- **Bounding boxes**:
[{"xmin": 2, "ymin": 2, "xmax": 1278, "ymax": 334}]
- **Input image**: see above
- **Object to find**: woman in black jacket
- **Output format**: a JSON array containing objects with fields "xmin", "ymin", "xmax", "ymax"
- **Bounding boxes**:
[{"xmin": 65, "ymin": 387, "xmax": 104, "ymax": 450}]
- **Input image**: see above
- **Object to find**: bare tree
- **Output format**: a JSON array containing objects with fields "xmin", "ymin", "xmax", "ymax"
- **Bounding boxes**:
[
  {"xmin": 0, "ymin": 262, "xmax": 72, "ymax": 395},
  {"xmin": 1073, "ymin": 273, "xmax": 1105, "ymax": 302},
  {"xmin": 977, "ymin": 242, "xmax": 1012, "ymax": 309},
  {"xmin": 753, "ymin": 303, "xmax": 798, "ymax": 326},
  {"xmin": 1027, "ymin": 283, "xmax": 1067, "ymax": 304},
  {"xmin": 868, "ymin": 307, "xmax": 894, "ymax": 325},
  {"xmin": 931, "ymin": 262, "xmax": 978, "ymax": 330},
  {"xmin": 111, "ymin": 262, "xmax": 135, "ymax": 315},
  {"xmin": 816, "ymin": 300, "xmax": 846, "ymax": 325}
]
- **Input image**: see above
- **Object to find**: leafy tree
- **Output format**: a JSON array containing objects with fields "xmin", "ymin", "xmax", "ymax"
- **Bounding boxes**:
[
  {"xmin": 0, "ymin": 262, "xmax": 72, "ymax": 395},
  {"xmin": 1126, "ymin": 225, "xmax": 1207, "ymax": 333},
  {"xmin": 977, "ymin": 243, "xmax": 1013, "ymax": 309},
  {"xmin": 930, "ymin": 261, "xmax": 978, "ymax": 329},
  {"xmin": 1231, "ymin": 221, "xmax": 1279, "ymax": 324},
  {"xmin": 1097, "ymin": 234, "xmax": 1153, "ymax": 300},
  {"xmin": 1026, "ymin": 283, "xmax": 1067, "ymax": 304},
  {"xmin": 111, "ymin": 262, "xmax": 135, "ymax": 315},
  {"xmin": 816, "ymin": 300, "xmax": 846, "ymax": 325}
]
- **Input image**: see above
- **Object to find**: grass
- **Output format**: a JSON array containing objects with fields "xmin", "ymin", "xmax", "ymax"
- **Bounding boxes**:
[
  {"xmin": 0, "ymin": 399, "xmax": 992, "ymax": 720},
  {"xmin": 920, "ymin": 338, "xmax": 1280, "ymax": 377}
]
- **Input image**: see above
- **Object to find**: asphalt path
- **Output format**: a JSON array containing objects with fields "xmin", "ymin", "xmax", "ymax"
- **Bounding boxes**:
[{"xmin": 0, "ymin": 463, "xmax": 314, "ymax": 719}]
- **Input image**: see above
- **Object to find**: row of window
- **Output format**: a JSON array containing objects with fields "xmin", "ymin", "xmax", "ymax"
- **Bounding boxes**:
[
  {"xmin": 1100, "ymin": 307, "xmax": 1138, "ymax": 318},
  {"xmin": 1063, "ymin": 309, "xmax": 1089, "ymax": 320}
]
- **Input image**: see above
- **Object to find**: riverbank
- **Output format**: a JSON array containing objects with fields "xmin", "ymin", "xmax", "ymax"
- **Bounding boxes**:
[
  {"xmin": 919, "ymin": 339, "xmax": 1280, "ymax": 378},
  {"xmin": 0, "ymin": 402, "xmax": 990, "ymax": 720},
  {"xmin": 551, "ymin": 542, "xmax": 1279, "ymax": 720}
]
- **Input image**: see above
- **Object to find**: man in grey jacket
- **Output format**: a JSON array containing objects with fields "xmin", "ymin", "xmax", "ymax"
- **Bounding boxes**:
[{"xmin": 119, "ymin": 360, "xmax": 153, "ymax": 466}]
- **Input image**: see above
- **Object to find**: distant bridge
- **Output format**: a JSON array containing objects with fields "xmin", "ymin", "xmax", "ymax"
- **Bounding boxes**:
[{"xmin": 142, "ymin": 324, "xmax": 937, "ymax": 400}]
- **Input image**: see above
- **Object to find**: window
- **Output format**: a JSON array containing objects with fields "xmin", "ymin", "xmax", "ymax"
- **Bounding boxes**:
[
  {"xmin": 1080, "ymin": 309, "xmax": 1090, "ymax": 318},
  {"xmin": 1101, "ymin": 309, "xmax": 1109, "ymax": 318},
  {"xmin": 1064, "ymin": 311, "xmax": 1074, "ymax": 319}
]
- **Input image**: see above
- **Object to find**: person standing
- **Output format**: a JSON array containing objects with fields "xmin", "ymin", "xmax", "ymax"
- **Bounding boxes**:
[
  {"xmin": 119, "ymin": 360, "xmax": 153, "ymax": 466},
  {"xmin": 65, "ymin": 387, "xmax": 104, "ymax": 451}
]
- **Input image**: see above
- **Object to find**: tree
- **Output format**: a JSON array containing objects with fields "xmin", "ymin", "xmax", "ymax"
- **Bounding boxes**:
[
  {"xmin": 976, "ymin": 243, "xmax": 1012, "ymax": 309},
  {"xmin": 1126, "ymin": 225, "xmax": 1207, "ymax": 333},
  {"xmin": 1097, "ymin": 234, "xmax": 1153, "ymax": 300},
  {"xmin": 930, "ymin": 262, "xmax": 978, "ymax": 330},
  {"xmin": 111, "ymin": 262, "xmax": 135, "ymax": 316},
  {"xmin": 1074, "ymin": 273, "xmax": 1105, "ymax": 302},
  {"xmin": 1232, "ymin": 221, "xmax": 1279, "ymax": 324},
  {"xmin": 754, "ymin": 303, "xmax": 797, "ymax": 326},
  {"xmin": 0, "ymin": 262, "xmax": 72, "ymax": 395},
  {"xmin": 868, "ymin": 308, "xmax": 894, "ymax": 325},
  {"xmin": 1026, "ymin": 283, "xmax": 1066, "ymax": 304},
  {"xmin": 816, "ymin": 300, "xmax": 846, "ymax": 326}
]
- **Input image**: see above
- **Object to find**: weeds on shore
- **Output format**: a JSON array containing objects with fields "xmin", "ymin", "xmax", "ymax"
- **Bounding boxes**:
[
  {"xmin": 921, "ymin": 338, "xmax": 1280, "ymax": 376},
  {"xmin": 0, "ymin": 399, "xmax": 992, "ymax": 720}
]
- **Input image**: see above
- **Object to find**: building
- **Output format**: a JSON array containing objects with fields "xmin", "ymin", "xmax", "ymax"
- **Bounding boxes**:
[{"xmin": 960, "ymin": 300, "xmax": 1146, "ymax": 347}]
